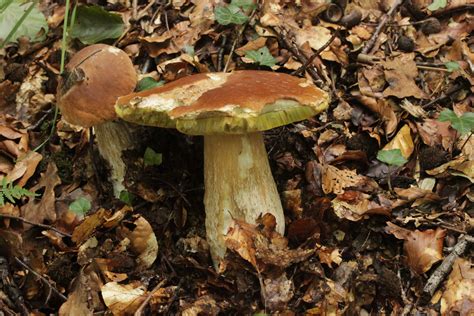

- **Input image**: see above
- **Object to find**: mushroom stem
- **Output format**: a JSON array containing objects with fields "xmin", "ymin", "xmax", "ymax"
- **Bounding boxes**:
[
  {"xmin": 94, "ymin": 120, "xmax": 134, "ymax": 197},
  {"xmin": 204, "ymin": 132, "xmax": 285, "ymax": 266}
]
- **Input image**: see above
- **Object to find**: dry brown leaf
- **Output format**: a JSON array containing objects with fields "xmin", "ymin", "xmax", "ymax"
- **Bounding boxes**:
[
  {"xmin": 117, "ymin": 216, "xmax": 158, "ymax": 270},
  {"xmin": 59, "ymin": 265, "xmax": 103, "ymax": 316},
  {"xmin": 318, "ymin": 246, "xmax": 342, "ymax": 267},
  {"xmin": 383, "ymin": 125, "xmax": 414, "ymax": 159},
  {"xmin": 235, "ymin": 37, "xmax": 267, "ymax": 56},
  {"xmin": 416, "ymin": 119, "xmax": 457, "ymax": 150},
  {"xmin": 181, "ymin": 295, "xmax": 221, "ymax": 316},
  {"xmin": 101, "ymin": 281, "xmax": 146, "ymax": 315},
  {"xmin": 0, "ymin": 203, "xmax": 20, "ymax": 228},
  {"xmin": 440, "ymin": 258, "xmax": 474, "ymax": 316},
  {"xmin": 426, "ymin": 156, "xmax": 466, "ymax": 176},
  {"xmin": 322, "ymin": 164, "xmax": 378, "ymax": 194},
  {"xmin": 6, "ymin": 151, "xmax": 42, "ymax": 187},
  {"xmin": 386, "ymin": 222, "xmax": 446, "ymax": 274},
  {"xmin": 282, "ymin": 189, "xmax": 303, "ymax": 218},
  {"xmin": 331, "ymin": 191, "xmax": 391, "ymax": 221},
  {"xmin": 382, "ymin": 53, "xmax": 428, "ymax": 99},
  {"xmin": 21, "ymin": 162, "xmax": 60, "ymax": 226}
]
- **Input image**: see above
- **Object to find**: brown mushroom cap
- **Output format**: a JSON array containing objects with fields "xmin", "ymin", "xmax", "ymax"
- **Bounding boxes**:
[
  {"xmin": 57, "ymin": 44, "xmax": 137, "ymax": 127},
  {"xmin": 116, "ymin": 71, "xmax": 329, "ymax": 135}
]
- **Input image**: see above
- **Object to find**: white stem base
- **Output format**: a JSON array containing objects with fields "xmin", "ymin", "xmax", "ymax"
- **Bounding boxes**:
[
  {"xmin": 204, "ymin": 133, "xmax": 285, "ymax": 267},
  {"xmin": 94, "ymin": 121, "xmax": 134, "ymax": 197}
]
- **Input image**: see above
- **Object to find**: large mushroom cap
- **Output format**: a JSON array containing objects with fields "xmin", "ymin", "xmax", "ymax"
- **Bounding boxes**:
[
  {"xmin": 57, "ymin": 44, "xmax": 137, "ymax": 127},
  {"xmin": 116, "ymin": 71, "xmax": 329, "ymax": 135}
]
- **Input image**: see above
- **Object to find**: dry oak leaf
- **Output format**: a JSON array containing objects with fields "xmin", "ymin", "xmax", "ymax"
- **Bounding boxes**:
[
  {"xmin": 101, "ymin": 281, "xmax": 146, "ymax": 316},
  {"xmin": 416, "ymin": 119, "xmax": 456, "ymax": 150},
  {"xmin": 383, "ymin": 125, "xmax": 414, "ymax": 159},
  {"xmin": 322, "ymin": 164, "xmax": 378, "ymax": 195},
  {"xmin": 440, "ymin": 258, "xmax": 474, "ymax": 316},
  {"xmin": 331, "ymin": 191, "xmax": 391, "ymax": 221},
  {"xmin": 72, "ymin": 208, "xmax": 113, "ymax": 244},
  {"xmin": 21, "ymin": 161, "xmax": 60, "ymax": 226},
  {"xmin": 386, "ymin": 222, "xmax": 446, "ymax": 274},
  {"xmin": 426, "ymin": 156, "xmax": 467, "ymax": 176},
  {"xmin": 116, "ymin": 216, "xmax": 158, "ymax": 270},
  {"xmin": 382, "ymin": 53, "xmax": 428, "ymax": 99}
]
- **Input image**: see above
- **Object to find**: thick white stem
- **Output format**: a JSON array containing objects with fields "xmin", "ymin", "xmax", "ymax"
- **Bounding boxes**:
[
  {"xmin": 94, "ymin": 121, "xmax": 134, "ymax": 197},
  {"xmin": 204, "ymin": 132, "xmax": 285, "ymax": 267}
]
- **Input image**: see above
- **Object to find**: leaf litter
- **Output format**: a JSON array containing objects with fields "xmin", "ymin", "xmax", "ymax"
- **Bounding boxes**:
[{"xmin": 0, "ymin": 0, "xmax": 473, "ymax": 314}]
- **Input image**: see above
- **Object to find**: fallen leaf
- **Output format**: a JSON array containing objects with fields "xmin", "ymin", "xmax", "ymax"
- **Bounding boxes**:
[
  {"xmin": 332, "ymin": 191, "xmax": 391, "ymax": 221},
  {"xmin": 72, "ymin": 208, "xmax": 113, "ymax": 244},
  {"xmin": 386, "ymin": 222, "xmax": 446, "ymax": 274},
  {"xmin": 440, "ymin": 258, "xmax": 474, "ymax": 316},
  {"xmin": 21, "ymin": 162, "xmax": 60, "ymax": 225},
  {"xmin": 101, "ymin": 281, "xmax": 146, "ymax": 315},
  {"xmin": 322, "ymin": 164, "xmax": 378, "ymax": 195},
  {"xmin": 117, "ymin": 216, "xmax": 158, "ymax": 270},
  {"xmin": 383, "ymin": 125, "xmax": 414, "ymax": 159}
]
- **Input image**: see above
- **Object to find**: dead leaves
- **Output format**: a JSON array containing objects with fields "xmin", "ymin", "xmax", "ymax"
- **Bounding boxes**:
[
  {"xmin": 440, "ymin": 258, "xmax": 474, "ymax": 316},
  {"xmin": 386, "ymin": 222, "xmax": 446, "ymax": 274}
]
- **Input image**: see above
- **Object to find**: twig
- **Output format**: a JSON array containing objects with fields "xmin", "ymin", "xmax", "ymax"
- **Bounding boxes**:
[
  {"xmin": 14, "ymin": 257, "xmax": 67, "ymax": 302},
  {"xmin": 422, "ymin": 235, "xmax": 471, "ymax": 298},
  {"xmin": 223, "ymin": 9, "xmax": 256, "ymax": 73},
  {"xmin": 134, "ymin": 278, "xmax": 167, "ymax": 316},
  {"xmin": 274, "ymin": 26, "xmax": 324, "ymax": 87},
  {"xmin": 360, "ymin": 0, "xmax": 404, "ymax": 55},
  {"xmin": 422, "ymin": 83, "xmax": 465, "ymax": 108},
  {"xmin": 398, "ymin": 269, "xmax": 412, "ymax": 316},
  {"xmin": 292, "ymin": 31, "xmax": 338, "ymax": 76},
  {"xmin": 459, "ymin": 132, "xmax": 472, "ymax": 153},
  {"xmin": 0, "ymin": 214, "xmax": 72, "ymax": 238},
  {"xmin": 132, "ymin": 0, "xmax": 137, "ymax": 20}
]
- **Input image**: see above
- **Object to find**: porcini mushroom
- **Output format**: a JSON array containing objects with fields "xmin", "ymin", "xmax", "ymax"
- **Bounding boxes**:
[
  {"xmin": 57, "ymin": 44, "xmax": 137, "ymax": 196},
  {"xmin": 115, "ymin": 71, "xmax": 329, "ymax": 266}
]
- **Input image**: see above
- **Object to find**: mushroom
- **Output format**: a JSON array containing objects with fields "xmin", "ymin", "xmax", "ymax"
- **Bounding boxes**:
[
  {"xmin": 115, "ymin": 71, "xmax": 329, "ymax": 266},
  {"xmin": 57, "ymin": 44, "xmax": 137, "ymax": 196}
]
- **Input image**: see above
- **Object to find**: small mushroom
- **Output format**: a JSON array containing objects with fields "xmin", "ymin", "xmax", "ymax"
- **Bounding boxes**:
[
  {"xmin": 57, "ymin": 44, "xmax": 137, "ymax": 196},
  {"xmin": 115, "ymin": 71, "xmax": 329, "ymax": 266}
]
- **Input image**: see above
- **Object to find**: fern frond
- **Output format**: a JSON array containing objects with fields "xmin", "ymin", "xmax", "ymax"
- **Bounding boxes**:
[{"xmin": 0, "ymin": 179, "xmax": 37, "ymax": 206}]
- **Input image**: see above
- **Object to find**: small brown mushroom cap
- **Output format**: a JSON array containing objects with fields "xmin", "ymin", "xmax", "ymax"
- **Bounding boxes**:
[
  {"xmin": 57, "ymin": 44, "xmax": 137, "ymax": 127},
  {"xmin": 116, "ymin": 71, "xmax": 329, "ymax": 135}
]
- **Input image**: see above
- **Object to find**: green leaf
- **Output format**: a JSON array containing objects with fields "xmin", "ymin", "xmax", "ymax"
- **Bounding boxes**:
[
  {"xmin": 231, "ymin": 0, "xmax": 256, "ymax": 10},
  {"xmin": 137, "ymin": 77, "xmax": 164, "ymax": 92},
  {"xmin": 119, "ymin": 190, "xmax": 135, "ymax": 205},
  {"xmin": 0, "ymin": 179, "xmax": 37, "ymax": 206},
  {"xmin": 0, "ymin": 0, "xmax": 48, "ymax": 45},
  {"xmin": 438, "ymin": 109, "xmax": 474, "ymax": 135},
  {"xmin": 70, "ymin": 5, "xmax": 124, "ymax": 44},
  {"xmin": 444, "ymin": 61, "xmax": 460, "ymax": 72},
  {"xmin": 144, "ymin": 147, "xmax": 162, "ymax": 167},
  {"xmin": 377, "ymin": 149, "xmax": 408, "ymax": 167},
  {"xmin": 244, "ymin": 47, "xmax": 277, "ymax": 67},
  {"xmin": 69, "ymin": 197, "xmax": 91, "ymax": 215},
  {"xmin": 427, "ymin": 0, "xmax": 447, "ymax": 11},
  {"xmin": 215, "ymin": 4, "xmax": 248, "ymax": 25}
]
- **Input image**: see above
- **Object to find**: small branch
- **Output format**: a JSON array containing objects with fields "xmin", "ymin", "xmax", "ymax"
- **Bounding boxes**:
[
  {"xmin": 134, "ymin": 278, "xmax": 167, "ymax": 316},
  {"xmin": 273, "ymin": 26, "xmax": 324, "ymax": 87},
  {"xmin": 422, "ymin": 83, "xmax": 466, "ymax": 108},
  {"xmin": 292, "ymin": 31, "xmax": 338, "ymax": 76},
  {"xmin": 422, "ymin": 235, "xmax": 471, "ymax": 298},
  {"xmin": 14, "ymin": 257, "xmax": 68, "ymax": 302},
  {"xmin": 360, "ymin": 0, "xmax": 404, "ymax": 55},
  {"xmin": 0, "ymin": 214, "xmax": 72, "ymax": 238}
]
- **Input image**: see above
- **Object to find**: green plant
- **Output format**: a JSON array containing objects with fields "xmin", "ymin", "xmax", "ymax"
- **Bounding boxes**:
[
  {"xmin": 214, "ymin": 0, "xmax": 256, "ymax": 25},
  {"xmin": 69, "ymin": 197, "xmax": 91, "ymax": 215},
  {"xmin": 244, "ymin": 47, "xmax": 277, "ymax": 67},
  {"xmin": 444, "ymin": 61, "xmax": 460, "ymax": 72},
  {"xmin": 0, "ymin": 178, "xmax": 37, "ymax": 206},
  {"xmin": 377, "ymin": 149, "xmax": 407, "ymax": 191},
  {"xmin": 0, "ymin": 0, "xmax": 48, "ymax": 48},
  {"xmin": 438, "ymin": 109, "xmax": 474, "ymax": 135},
  {"xmin": 427, "ymin": 0, "xmax": 447, "ymax": 11},
  {"xmin": 119, "ymin": 190, "xmax": 135, "ymax": 205},
  {"xmin": 137, "ymin": 77, "xmax": 164, "ymax": 92},
  {"xmin": 143, "ymin": 147, "xmax": 162, "ymax": 167}
]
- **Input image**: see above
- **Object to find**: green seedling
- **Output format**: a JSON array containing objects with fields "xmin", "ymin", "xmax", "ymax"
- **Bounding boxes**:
[
  {"xmin": 214, "ymin": 0, "xmax": 256, "ymax": 25},
  {"xmin": 444, "ymin": 61, "xmax": 460, "ymax": 72},
  {"xmin": 438, "ymin": 109, "xmax": 474, "ymax": 135},
  {"xmin": 427, "ymin": 0, "xmax": 447, "ymax": 11},
  {"xmin": 119, "ymin": 190, "xmax": 135, "ymax": 206},
  {"xmin": 377, "ymin": 149, "xmax": 408, "ymax": 191},
  {"xmin": 137, "ymin": 77, "xmax": 164, "ymax": 92},
  {"xmin": 69, "ymin": 197, "xmax": 91, "ymax": 215},
  {"xmin": 144, "ymin": 147, "xmax": 162, "ymax": 167},
  {"xmin": 244, "ymin": 47, "xmax": 277, "ymax": 67}
]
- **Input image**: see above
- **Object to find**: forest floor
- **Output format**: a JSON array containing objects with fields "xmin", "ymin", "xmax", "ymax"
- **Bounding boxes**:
[{"xmin": 0, "ymin": 0, "xmax": 473, "ymax": 314}]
